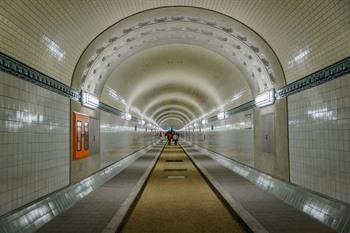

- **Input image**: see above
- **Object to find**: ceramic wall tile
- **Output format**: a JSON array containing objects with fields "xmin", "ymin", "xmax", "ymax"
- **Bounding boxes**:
[
  {"xmin": 0, "ymin": 71, "xmax": 69, "ymax": 216},
  {"xmin": 186, "ymin": 110, "xmax": 254, "ymax": 166},
  {"xmin": 289, "ymin": 73, "xmax": 350, "ymax": 203}
]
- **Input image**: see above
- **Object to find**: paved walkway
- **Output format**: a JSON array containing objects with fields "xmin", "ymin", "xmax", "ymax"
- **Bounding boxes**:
[{"xmin": 122, "ymin": 145, "xmax": 247, "ymax": 233}]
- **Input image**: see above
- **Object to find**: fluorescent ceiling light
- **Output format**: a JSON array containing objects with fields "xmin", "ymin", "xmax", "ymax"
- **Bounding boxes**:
[
  {"xmin": 255, "ymin": 89, "xmax": 275, "ymax": 107},
  {"xmin": 81, "ymin": 91, "xmax": 99, "ymax": 109},
  {"xmin": 42, "ymin": 35, "xmax": 65, "ymax": 61},
  {"xmin": 124, "ymin": 112, "xmax": 132, "ymax": 121},
  {"xmin": 217, "ymin": 112, "xmax": 226, "ymax": 120},
  {"xmin": 287, "ymin": 48, "xmax": 310, "ymax": 68}
]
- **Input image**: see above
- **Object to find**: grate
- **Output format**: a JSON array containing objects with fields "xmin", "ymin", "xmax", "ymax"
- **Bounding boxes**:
[
  {"xmin": 164, "ymin": 169, "xmax": 187, "ymax": 172},
  {"xmin": 165, "ymin": 159, "xmax": 183, "ymax": 162}
]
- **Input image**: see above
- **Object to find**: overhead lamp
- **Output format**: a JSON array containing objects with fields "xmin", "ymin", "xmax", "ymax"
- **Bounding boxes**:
[
  {"xmin": 255, "ymin": 89, "xmax": 275, "ymax": 107},
  {"xmin": 201, "ymin": 119, "xmax": 207, "ymax": 125},
  {"xmin": 139, "ymin": 120, "xmax": 145, "ymax": 125},
  {"xmin": 194, "ymin": 123, "xmax": 198, "ymax": 127},
  {"xmin": 217, "ymin": 112, "xmax": 226, "ymax": 120},
  {"xmin": 81, "ymin": 91, "xmax": 99, "ymax": 109},
  {"xmin": 124, "ymin": 112, "xmax": 132, "ymax": 121}
]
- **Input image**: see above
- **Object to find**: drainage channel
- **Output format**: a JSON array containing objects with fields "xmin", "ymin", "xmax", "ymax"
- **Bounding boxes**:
[{"xmin": 119, "ymin": 144, "xmax": 249, "ymax": 233}]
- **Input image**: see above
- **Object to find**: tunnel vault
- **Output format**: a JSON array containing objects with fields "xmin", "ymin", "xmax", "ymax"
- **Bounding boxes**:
[
  {"xmin": 72, "ymin": 6, "xmax": 285, "ymax": 129},
  {"xmin": 1, "ymin": 2, "xmax": 350, "ymax": 232}
]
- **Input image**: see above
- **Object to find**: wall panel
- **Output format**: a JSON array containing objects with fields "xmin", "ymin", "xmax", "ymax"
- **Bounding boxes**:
[
  {"xmin": 0, "ymin": 71, "xmax": 69, "ymax": 216},
  {"xmin": 289, "ymin": 73, "xmax": 350, "ymax": 203},
  {"xmin": 187, "ymin": 111, "xmax": 254, "ymax": 166},
  {"xmin": 70, "ymin": 109, "xmax": 157, "ymax": 183},
  {"xmin": 100, "ymin": 111, "xmax": 156, "ymax": 168}
]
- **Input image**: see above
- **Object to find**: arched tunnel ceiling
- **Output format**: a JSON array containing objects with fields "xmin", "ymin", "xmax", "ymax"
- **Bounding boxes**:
[
  {"xmin": 1, "ymin": 1, "xmax": 349, "ymax": 129},
  {"xmin": 0, "ymin": 0, "xmax": 349, "ymax": 86},
  {"xmin": 75, "ymin": 6, "xmax": 286, "ymax": 97},
  {"xmin": 159, "ymin": 118, "xmax": 184, "ymax": 130},
  {"xmin": 100, "ymin": 44, "xmax": 253, "ymax": 121},
  {"xmin": 78, "ymin": 6, "xmax": 286, "ymax": 129}
]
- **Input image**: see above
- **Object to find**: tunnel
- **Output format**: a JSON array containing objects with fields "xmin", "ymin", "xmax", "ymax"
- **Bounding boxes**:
[{"xmin": 0, "ymin": 1, "xmax": 350, "ymax": 233}]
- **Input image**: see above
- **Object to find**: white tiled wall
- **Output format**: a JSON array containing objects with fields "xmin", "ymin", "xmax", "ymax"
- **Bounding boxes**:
[
  {"xmin": 70, "ymin": 110, "xmax": 157, "ymax": 183},
  {"xmin": 188, "ymin": 111, "xmax": 254, "ymax": 166},
  {"xmin": 0, "ymin": 71, "xmax": 69, "ymax": 216},
  {"xmin": 100, "ymin": 111, "xmax": 156, "ymax": 168},
  {"xmin": 289, "ymin": 73, "xmax": 350, "ymax": 203}
]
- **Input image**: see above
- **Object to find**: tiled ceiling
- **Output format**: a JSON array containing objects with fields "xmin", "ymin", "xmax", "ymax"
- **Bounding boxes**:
[
  {"xmin": 75, "ymin": 6, "xmax": 284, "ymax": 99},
  {"xmin": 0, "ymin": 0, "xmax": 349, "ymax": 129},
  {"xmin": 0, "ymin": 0, "xmax": 348, "ymax": 85}
]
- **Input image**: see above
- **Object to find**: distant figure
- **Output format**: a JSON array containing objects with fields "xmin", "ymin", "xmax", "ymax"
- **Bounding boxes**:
[
  {"xmin": 166, "ymin": 131, "xmax": 173, "ymax": 145},
  {"xmin": 173, "ymin": 133, "xmax": 179, "ymax": 145},
  {"xmin": 159, "ymin": 131, "xmax": 163, "ymax": 142}
]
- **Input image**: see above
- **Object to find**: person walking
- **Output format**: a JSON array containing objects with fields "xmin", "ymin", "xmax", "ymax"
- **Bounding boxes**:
[
  {"xmin": 166, "ymin": 131, "xmax": 173, "ymax": 145},
  {"xmin": 173, "ymin": 133, "xmax": 179, "ymax": 145},
  {"xmin": 159, "ymin": 131, "xmax": 163, "ymax": 142}
]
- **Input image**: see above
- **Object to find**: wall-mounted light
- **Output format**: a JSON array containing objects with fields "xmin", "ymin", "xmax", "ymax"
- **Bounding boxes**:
[
  {"xmin": 124, "ymin": 112, "xmax": 132, "ymax": 121},
  {"xmin": 255, "ymin": 89, "xmax": 275, "ymax": 107},
  {"xmin": 81, "ymin": 91, "xmax": 99, "ymax": 109},
  {"xmin": 217, "ymin": 112, "xmax": 226, "ymax": 120}
]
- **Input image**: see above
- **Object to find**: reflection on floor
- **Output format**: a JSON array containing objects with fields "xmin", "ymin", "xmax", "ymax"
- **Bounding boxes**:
[{"xmin": 122, "ymin": 145, "xmax": 247, "ymax": 233}]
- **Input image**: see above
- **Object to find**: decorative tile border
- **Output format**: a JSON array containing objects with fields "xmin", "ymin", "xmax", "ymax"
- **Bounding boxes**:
[
  {"xmin": 226, "ymin": 100, "xmax": 255, "ymax": 117},
  {"xmin": 0, "ymin": 52, "xmax": 349, "ymax": 122},
  {"xmin": 0, "ymin": 52, "xmax": 138, "ymax": 122},
  {"xmin": 209, "ymin": 56, "xmax": 350, "ymax": 121},
  {"xmin": 98, "ymin": 102, "xmax": 124, "ymax": 116},
  {"xmin": 276, "ymin": 56, "xmax": 350, "ymax": 98},
  {"xmin": 0, "ymin": 52, "xmax": 80, "ymax": 101}
]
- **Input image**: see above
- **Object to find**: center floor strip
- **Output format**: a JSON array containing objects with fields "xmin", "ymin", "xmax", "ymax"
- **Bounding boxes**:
[{"xmin": 121, "ymin": 145, "xmax": 248, "ymax": 233}]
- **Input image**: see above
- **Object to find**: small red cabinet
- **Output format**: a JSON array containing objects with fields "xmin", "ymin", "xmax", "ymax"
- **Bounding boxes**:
[{"xmin": 73, "ymin": 112, "xmax": 89, "ymax": 160}]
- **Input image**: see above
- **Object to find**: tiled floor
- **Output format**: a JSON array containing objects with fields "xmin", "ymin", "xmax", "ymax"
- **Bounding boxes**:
[{"xmin": 184, "ymin": 146, "xmax": 336, "ymax": 233}]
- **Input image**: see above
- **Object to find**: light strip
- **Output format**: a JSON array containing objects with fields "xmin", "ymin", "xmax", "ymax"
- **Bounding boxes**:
[
  {"xmin": 124, "ymin": 112, "xmax": 132, "ymax": 121},
  {"xmin": 81, "ymin": 91, "xmax": 99, "ymax": 109},
  {"xmin": 217, "ymin": 112, "xmax": 226, "ymax": 120},
  {"xmin": 255, "ymin": 89, "xmax": 275, "ymax": 107}
]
